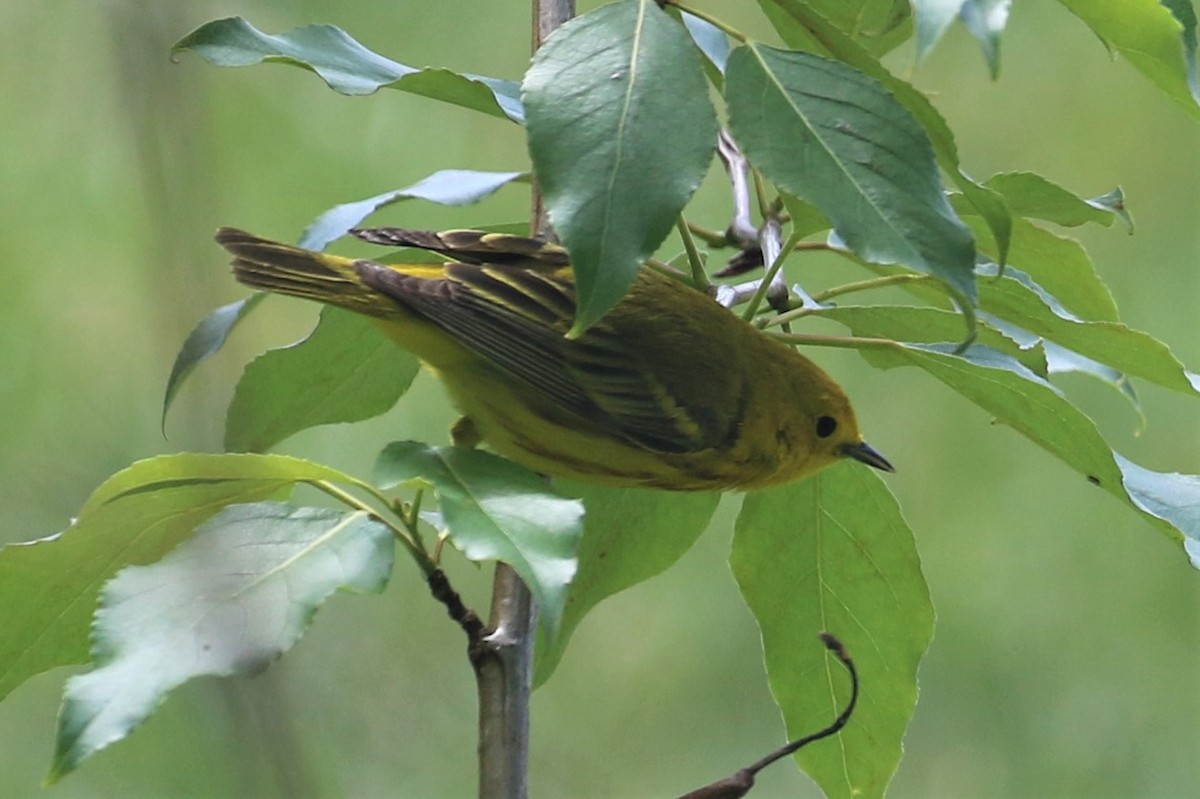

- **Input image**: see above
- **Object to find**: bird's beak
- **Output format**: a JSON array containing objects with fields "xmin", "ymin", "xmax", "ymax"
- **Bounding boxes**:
[{"xmin": 843, "ymin": 441, "xmax": 895, "ymax": 473}]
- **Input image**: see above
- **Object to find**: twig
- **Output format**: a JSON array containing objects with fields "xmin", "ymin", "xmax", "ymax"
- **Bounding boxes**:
[
  {"xmin": 475, "ymin": 563, "xmax": 536, "ymax": 799},
  {"xmin": 712, "ymin": 279, "xmax": 788, "ymax": 311},
  {"xmin": 473, "ymin": 5, "xmax": 572, "ymax": 799},
  {"xmin": 718, "ymin": 130, "xmax": 758, "ymax": 248},
  {"xmin": 428, "ymin": 568, "xmax": 486, "ymax": 640},
  {"xmin": 710, "ymin": 133, "xmax": 800, "ymax": 317},
  {"xmin": 306, "ymin": 479, "xmax": 487, "ymax": 647},
  {"xmin": 740, "ymin": 218, "xmax": 803, "ymax": 320},
  {"xmin": 675, "ymin": 634, "xmax": 859, "ymax": 799}
]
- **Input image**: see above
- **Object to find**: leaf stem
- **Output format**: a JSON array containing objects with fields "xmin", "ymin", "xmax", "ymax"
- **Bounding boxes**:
[
  {"xmin": 751, "ymin": 170, "xmax": 773, "ymax": 221},
  {"xmin": 307, "ymin": 479, "xmax": 434, "ymax": 576},
  {"xmin": 742, "ymin": 226, "xmax": 803, "ymax": 321},
  {"xmin": 766, "ymin": 331, "xmax": 899, "ymax": 351},
  {"xmin": 953, "ymin": 294, "xmax": 980, "ymax": 353},
  {"xmin": 645, "ymin": 257, "xmax": 693, "ymax": 283},
  {"xmin": 676, "ymin": 215, "xmax": 710, "ymax": 290},
  {"xmin": 759, "ymin": 273, "xmax": 936, "ymax": 329},
  {"xmin": 676, "ymin": 634, "xmax": 859, "ymax": 799},
  {"xmin": 686, "ymin": 221, "xmax": 732, "ymax": 248},
  {"xmin": 815, "ymin": 273, "xmax": 934, "ymax": 302},
  {"xmin": 403, "ymin": 488, "xmax": 429, "ymax": 553},
  {"xmin": 407, "ymin": 488, "xmax": 423, "ymax": 528}
]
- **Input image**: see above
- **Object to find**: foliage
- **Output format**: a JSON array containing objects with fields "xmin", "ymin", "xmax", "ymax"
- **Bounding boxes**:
[{"xmin": 3, "ymin": 1, "xmax": 1199, "ymax": 795}]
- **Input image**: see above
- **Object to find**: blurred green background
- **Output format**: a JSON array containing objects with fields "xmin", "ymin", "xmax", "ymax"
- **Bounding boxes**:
[{"xmin": 2, "ymin": 1, "xmax": 1198, "ymax": 796}]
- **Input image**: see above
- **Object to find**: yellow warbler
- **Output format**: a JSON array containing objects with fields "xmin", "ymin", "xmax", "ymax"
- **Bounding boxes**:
[{"xmin": 216, "ymin": 227, "xmax": 892, "ymax": 490}]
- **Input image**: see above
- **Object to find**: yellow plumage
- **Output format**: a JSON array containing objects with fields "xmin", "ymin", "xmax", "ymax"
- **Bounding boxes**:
[{"xmin": 216, "ymin": 226, "xmax": 892, "ymax": 490}]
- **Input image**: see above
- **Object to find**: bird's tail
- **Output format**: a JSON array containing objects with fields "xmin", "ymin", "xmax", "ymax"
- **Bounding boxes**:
[{"xmin": 215, "ymin": 227, "xmax": 393, "ymax": 316}]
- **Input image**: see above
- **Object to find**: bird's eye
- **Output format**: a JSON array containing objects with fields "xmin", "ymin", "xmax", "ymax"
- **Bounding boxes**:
[{"xmin": 816, "ymin": 416, "xmax": 838, "ymax": 439}]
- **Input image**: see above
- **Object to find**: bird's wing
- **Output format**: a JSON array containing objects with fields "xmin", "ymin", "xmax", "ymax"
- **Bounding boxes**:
[
  {"xmin": 353, "ymin": 258, "xmax": 732, "ymax": 454},
  {"xmin": 352, "ymin": 227, "xmax": 570, "ymax": 269}
]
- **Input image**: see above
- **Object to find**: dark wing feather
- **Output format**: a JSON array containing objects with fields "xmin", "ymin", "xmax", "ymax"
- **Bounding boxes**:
[
  {"xmin": 353, "ymin": 259, "xmax": 724, "ymax": 453},
  {"xmin": 564, "ymin": 330, "xmax": 719, "ymax": 451},
  {"xmin": 355, "ymin": 260, "xmax": 596, "ymax": 420},
  {"xmin": 351, "ymin": 227, "xmax": 570, "ymax": 269}
]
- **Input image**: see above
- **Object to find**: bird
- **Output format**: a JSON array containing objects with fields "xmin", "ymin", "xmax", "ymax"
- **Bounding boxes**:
[{"xmin": 215, "ymin": 226, "xmax": 892, "ymax": 490}]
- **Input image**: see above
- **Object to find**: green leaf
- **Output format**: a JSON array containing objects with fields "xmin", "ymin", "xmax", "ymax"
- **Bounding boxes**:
[
  {"xmin": 299, "ymin": 170, "xmax": 527, "ymax": 251},
  {"xmin": 1116, "ymin": 455, "xmax": 1200, "ymax": 566},
  {"xmin": 1044, "ymin": 340, "xmax": 1143, "ymax": 419},
  {"xmin": 225, "ymin": 307, "xmax": 419, "ymax": 453},
  {"xmin": 980, "ymin": 172, "xmax": 1127, "ymax": 229},
  {"xmin": 79, "ymin": 453, "xmax": 367, "ymax": 513},
  {"xmin": 760, "ymin": 0, "xmax": 914, "ymax": 57},
  {"xmin": 173, "ymin": 17, "xmax": 524, "ymax": 122},
  {"xmin": 725, "ymin": 42, "xmax": 977, "ymax": 302},
  {"xmin": 162, "ymin": 294, "xmax": 264, "ymax": 431},
  {"xmin": 812, "ymin": 304, "xmax": 1048, "ymax": 375},
  {"xmin": 969, "ymin": 307, "xmax": 1137, "ymax": 412},
  {"xmin": 1162, "ymin": 0, "xmax": 1200, "ymax": 98},
  {"xmin": 892, "ymin": 345, "xmax": 1098, "ymax": 464},
  {"xmin": 1058, "ymin": 0, "xmax": 1200, "ymax": 119},
  {"xmin": 0, "ymin": 453, "xmax": 361, "ymax": 702},
  {"xmin": 732, "ymin": 465, "xmax": 933, "ymax": 799},
  {"xmin": 966, "ymin": 216, "xmax": 1119, "ymax": 322},
  {"xmin": 50, "ymin": 502, "xmax": 392, "ymax": 781},
  {"xmin": 980, "ymin": 314, "xmax": 1142, "ymax": 420},
  {"xmin": 759, "ymin": 0, "xmax": 1013, "ymax": 266},
  {"xmin": 533, "ymin": 483, "xmax": 719, "ymax": 685},
  {"xmin": 523, "ymin": 0, "xmax": 718, "ymax": 334},
  {"xmin": 848, "ymin": 340, "xmax": 1200, "ymax": 551},
  {"xmin": 780, "ymin": 191, "xmax": 834, "ymax": 240},
  {"xmin": 976, "ymin": 265, "xmax": 1200, "ymax": 396},
  {"xmin": 374, "ymin": 442, "xmax": 583, "ymax": 643}
]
